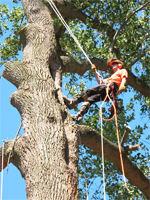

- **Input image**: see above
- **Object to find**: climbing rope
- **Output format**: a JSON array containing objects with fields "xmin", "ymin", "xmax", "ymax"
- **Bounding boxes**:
[
  {"xmin": 100, "ymin": 113, "xmax": 106, "ymax": 200},
  {"xmin": 1, "ymin": 142, "xmax": 4, "ymax": 200},
  {"xmin": 48, "ymin": 0, "xmax": 93, "ymax": 66},
  {"xmin": 99, "ymin": 86, "xmax": 128, "ymax": 193},
  {"xmin": 114, "ymin": 111, "xmax": 128, "ymax": 190},
  {"xmin": 99, "ymin": 86, "xmax": 116, "ymax": 121},
  {"xmin": 7, "ymin": 121, "xmax": 22, "ymax": 173}
]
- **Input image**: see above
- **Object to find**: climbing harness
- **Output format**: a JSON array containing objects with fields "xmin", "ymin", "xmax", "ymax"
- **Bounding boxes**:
[
  {"xmin": 108, "ymin": 98, "xmax": 121, "ymax": 119},
  {"xmin": 100, "ymin": 86, "xmax": 128, "ymax": 193},
  {"xmin": 99, "ymin": 83, "xmax": 121, "ymax": 120}
]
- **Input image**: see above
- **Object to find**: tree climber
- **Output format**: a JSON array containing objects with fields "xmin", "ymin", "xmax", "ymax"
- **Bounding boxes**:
[{"xmin": 64, "ymin": 57, "xmax": 128, "ymax": 122}]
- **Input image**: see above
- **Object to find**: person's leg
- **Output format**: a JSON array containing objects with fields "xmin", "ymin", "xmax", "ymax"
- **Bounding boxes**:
[
  {"xmin": 86, "ymin": 84, "xmax": 107, "ymax": 97},
  {"xmin": 71, "ymin": 101, "xmax": 90, "ymax": 122},
  {"xmin": 64, "ymin": 84, "xmax": 107, "ymax": 109},
  {"xmin": 71, "ymin": 85, "xmax": 108, "ymax": 122},
  {"xmin": 63, "ymin": 91, "xmax": 88, "ymax": 109}
]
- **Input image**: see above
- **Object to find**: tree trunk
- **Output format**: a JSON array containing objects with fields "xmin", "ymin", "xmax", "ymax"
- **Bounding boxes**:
[
  {"xmin": 1, "ymin": 0, "xmax": 150, "ymax": 199},
  {"xmin": 2, "ymin": 0, "xmax": 79, "ymax": 199}
]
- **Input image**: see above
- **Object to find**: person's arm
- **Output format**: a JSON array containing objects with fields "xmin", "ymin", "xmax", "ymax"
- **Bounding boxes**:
[
  {"xmin": 91, "ymin": 64, "xmax": 101, "ymax": 84},
  {"xmin": 118, "ymin": 77, "xmax": 127, "ymax": 93},
  {"xmin": 94, "ymin": 70, "xmax": 101, "ymax": 84},
  {"xmin": 121, "ymin": 77, "xmax": 126, "ymax": 85}
]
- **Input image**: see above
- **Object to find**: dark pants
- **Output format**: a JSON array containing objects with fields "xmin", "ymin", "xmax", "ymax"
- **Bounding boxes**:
[{"xmin": 85, "ymin": 83, "xmax": 118, "ymax": 104}]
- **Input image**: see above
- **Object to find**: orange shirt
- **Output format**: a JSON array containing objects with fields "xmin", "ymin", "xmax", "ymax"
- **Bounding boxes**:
[{"xmin": 105, "ymin": 69, "xmax": 128, "ymax": 87}]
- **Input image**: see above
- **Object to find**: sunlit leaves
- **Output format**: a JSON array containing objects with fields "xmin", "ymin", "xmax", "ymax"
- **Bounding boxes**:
[{"xmin": 0, "ymin": 4, "xmax": 26, "ymax": 67}]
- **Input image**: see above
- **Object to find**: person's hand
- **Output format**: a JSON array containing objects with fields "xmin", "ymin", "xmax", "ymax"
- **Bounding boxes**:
[
  {"xmin": 91, "ymin": 64, "xmax": 96, "ymax": 72},
  {"xmin": 117, "ymin": 84, "xmax": 126, "ymax": 94}
]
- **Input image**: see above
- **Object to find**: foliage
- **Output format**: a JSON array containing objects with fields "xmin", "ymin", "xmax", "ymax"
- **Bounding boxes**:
[
  {"xmin": 0, "ymin": 2, "xmax": 26, "ymax": 67},
  {"xmin": 1, "ymin": 0, "xmax": 150, "ymax": 199}
]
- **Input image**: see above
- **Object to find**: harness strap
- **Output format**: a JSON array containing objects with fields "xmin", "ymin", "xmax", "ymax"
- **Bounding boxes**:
[{"xmin": 100, "ymin": 86, "xmax": 116, "ymax": 121}]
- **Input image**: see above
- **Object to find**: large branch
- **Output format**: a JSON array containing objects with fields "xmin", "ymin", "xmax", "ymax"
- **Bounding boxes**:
[
  {"xmin": 60, "ymin": 55, "xmax": 149, "ymax": 97},
  {"xmin": 46, "ymin": 0, "xmax": 109, "ymax": 31},
  {"xmin": 78, "ymin": 125, "xmax": 150, "ymax": 199}
]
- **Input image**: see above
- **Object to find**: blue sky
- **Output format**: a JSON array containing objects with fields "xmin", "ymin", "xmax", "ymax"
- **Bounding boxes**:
[
  {"xmin": 0, "ymin": 1, "xmax": 27, "ymax": 200},
  {"xmin": 0, "ymin": 1, "xmax": 149, "ymax": 200}
]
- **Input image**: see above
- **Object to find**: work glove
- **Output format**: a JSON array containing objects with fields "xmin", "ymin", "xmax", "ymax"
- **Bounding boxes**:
[
  {"xmin": 117, "ymin": 84, "xmax": 126, "ymax": 94},
  {"xmin": 91, "ymin": 64, "xmax": 96, "ymax": 72}
]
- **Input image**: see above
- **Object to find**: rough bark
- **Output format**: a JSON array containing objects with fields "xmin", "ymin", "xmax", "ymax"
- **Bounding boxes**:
[
  {"xmin": 1, "ymin": 0, "xmax": 150, "ymax": 200},
  {"xmin": 1, "ymin": 124, "xmax": 150, "ymax": 199},
  {"xmin": 2, "ymin": 0, "xmax": 79, "ymax": 199}
]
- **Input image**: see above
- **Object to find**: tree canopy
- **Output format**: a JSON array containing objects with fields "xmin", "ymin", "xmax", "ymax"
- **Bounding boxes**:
[{"xmin": 0, "ymin": 0, "xmax": 150, "ymax": 199}]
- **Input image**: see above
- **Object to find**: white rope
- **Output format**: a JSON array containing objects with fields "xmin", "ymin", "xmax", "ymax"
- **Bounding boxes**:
[
  {"xmin": 1, "ymin": 143, "xmax": 4, "ymax": 200},
  {"xmin": 48, "ymin": 0, "xmax": 93, "ymax": 66},
  {"xmin": 100, "ymin": 105, "xmax": 106, "ymax": 200},
  {"xmin": 79, "ymin": 133, "xmax": 89, "ymax": 200},
  {"xmin": 7, "ymin": 121, "xmax": 22, "ymax": 173}
]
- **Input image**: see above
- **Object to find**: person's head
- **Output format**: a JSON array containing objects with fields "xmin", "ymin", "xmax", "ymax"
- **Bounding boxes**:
[{"xmin": 107, "ymin": 57, "xmax": 123, "ymax": 72}]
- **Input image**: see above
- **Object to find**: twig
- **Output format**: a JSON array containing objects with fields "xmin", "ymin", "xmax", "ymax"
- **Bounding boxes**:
[
  {"xmin": 127, "ymin": 52, "xmax": 146, "ymax": 69},
  {"xmin": 124, "ymin": 144, "xmax": 141, "ymax": 152},
  {"xmin": 7, "ymin": 121, "xmax": 22, "ymax": 173},
  {"xmin": 127, "ymin": 34, "xmax": 150, "ymax": 68},
  {"xmin": 121, "ymin": 124, "xmax": 131, "ymax": 146},
  {"xmin": 109, "ymin": 1, "xmax": 150, "ymax": 56}
]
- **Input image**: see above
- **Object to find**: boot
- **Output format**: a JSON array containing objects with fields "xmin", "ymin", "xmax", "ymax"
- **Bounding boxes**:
[
  {"xmin": 71, "ymin": 102, "xmax": 90, "ymax": 122},
  {"xmin": 63, "ymin": 92, "xmax": 88, "ymax": 109}
]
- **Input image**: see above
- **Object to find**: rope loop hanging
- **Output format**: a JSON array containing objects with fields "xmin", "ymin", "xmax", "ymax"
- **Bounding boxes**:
[
  {"xmin": 99, "ymin": 86, "xmax": 129, "ymax": 192},
  {"xmin": 99, "ymin": 86, "xmax": 116, "ymax": 121}
]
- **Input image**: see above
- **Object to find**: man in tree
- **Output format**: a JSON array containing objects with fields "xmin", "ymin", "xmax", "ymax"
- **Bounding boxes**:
[{"xmin": 64, "ymin": 57, "xmax": 128, "ymax": 122}]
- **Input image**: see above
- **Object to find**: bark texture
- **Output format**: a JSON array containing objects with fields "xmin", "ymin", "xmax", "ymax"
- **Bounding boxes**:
[
  {"xmin": 0, "ymin": 0, "xmax": 150, "ymax": 200},
  {"xmin": 2, "ymin": 0, "xmax": 79, "ymax": 199}
]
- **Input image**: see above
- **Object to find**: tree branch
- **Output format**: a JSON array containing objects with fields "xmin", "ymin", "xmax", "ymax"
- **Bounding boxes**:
[
  {"xmin": 0, "ymin": 140, "xmax": 14, "ymax": 171},
  {"xmin": 127, "ymin": 34, "xmax": 149, "ymax": 68},
  {"xmin": 121, "ymin": 124, "xmax": 131, "ymax": 146},
  {"xmin": 46, "ymin": 0, "xmax": 119, "ymax": 55},
  {"xmin": 60, "ymin": 55, "xmax": 149, "ymax": 97},
  {"xmin": 3, "ymin": 61, "xmax": 27, "ymax": 88},
  {"xmin": 78, "ymin": 124, "xmax": 150, "ymax": 199},
  {"xmin": 121, "ymin": 125, "xmax": 140, "ymax": 152},
  {"xmin": 127, "ymin": 51, "xmax": 146, "ymax": 69},
  {"xmin": 124, "ymin": 144, "xmax": 141, "ymax": 152},
  {"xmin": 109, "ymin": 1, "xmax": 150, "ymax": 56}
]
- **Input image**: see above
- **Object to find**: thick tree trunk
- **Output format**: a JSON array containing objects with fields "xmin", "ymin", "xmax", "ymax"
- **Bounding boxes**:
[
  {"xmin": 2, "ymin": 0, "xmax": 79, "ymax": 199},
  {"xmin": 1, "ymin": 0, "xmax": 150, "ymax": 199}
]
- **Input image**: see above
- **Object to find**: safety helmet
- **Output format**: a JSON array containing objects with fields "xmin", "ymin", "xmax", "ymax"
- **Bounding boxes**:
[{"xmin": 109, "ymin": 59, "xmax": 123, "ymax": 69}]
